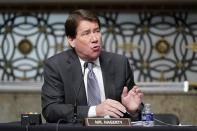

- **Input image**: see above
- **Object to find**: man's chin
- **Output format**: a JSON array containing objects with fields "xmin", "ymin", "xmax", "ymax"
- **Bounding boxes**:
[{"xmin": 88, "ymin": 54, "xmax": 100, "ymax": 61}]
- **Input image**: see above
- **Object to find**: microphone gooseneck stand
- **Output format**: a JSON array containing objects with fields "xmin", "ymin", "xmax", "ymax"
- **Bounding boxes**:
[{"xmin": 73, "ymin": 62, "xmax": 88, "ymax": 123}]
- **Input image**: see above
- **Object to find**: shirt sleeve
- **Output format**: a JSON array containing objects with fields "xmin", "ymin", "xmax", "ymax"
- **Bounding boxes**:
[{"xmin": 88, "ymin": 106, "xmax": 97, "ymax": 117}]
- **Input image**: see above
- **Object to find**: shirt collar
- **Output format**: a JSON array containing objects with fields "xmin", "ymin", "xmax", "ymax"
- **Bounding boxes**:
[
  {"xmin": 78, "ymin": 57, "xmax": 101, "ymax": 69},
  {"xmin": 93, "ymin": 58, "xmax": 100, "ymax": 67}
]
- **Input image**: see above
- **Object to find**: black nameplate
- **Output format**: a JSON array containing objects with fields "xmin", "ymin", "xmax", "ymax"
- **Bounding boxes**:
[{"xmin": 84, "ymin": 118, "xmax": 132, "ymax": 127}]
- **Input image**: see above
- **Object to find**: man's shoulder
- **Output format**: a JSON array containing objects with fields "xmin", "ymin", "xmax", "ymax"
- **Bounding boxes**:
[{"xmin": 45, "ymin": 49, "xmax": 74, "ymax": 63}]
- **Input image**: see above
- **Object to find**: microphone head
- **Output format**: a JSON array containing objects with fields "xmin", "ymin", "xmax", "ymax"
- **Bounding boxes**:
[{"xmin": 84, "ymin": 62, "xmax": 88, "ymax": 69}]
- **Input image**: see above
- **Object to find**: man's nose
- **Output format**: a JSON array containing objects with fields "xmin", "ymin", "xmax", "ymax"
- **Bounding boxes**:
[{"xmin": 90, "ymin": 33, "xmax": 98, "ymax": 42}]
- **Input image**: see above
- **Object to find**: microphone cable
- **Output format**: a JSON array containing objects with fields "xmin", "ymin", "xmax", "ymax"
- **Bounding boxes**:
[
  {"xmin": 154, "ymin": 118, "xmax": 180, "ymax": 126},
  {"xmin": 56, "ymin": 119, "xmax": 67, "ymax": 131},
  {"xmin": 25, "ymin": 124, "xmax": 29, "ymax": 131}
]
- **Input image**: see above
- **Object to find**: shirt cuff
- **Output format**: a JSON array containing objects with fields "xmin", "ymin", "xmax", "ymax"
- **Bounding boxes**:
[{"xmin": 88, "ymin": 106, "xmax": 97, "ymax": 117}]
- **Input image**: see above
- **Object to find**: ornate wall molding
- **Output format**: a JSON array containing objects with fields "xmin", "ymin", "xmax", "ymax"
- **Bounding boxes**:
[{"xmin": 0, "ymin": 1, "xmax": 197, "ymax": 88}]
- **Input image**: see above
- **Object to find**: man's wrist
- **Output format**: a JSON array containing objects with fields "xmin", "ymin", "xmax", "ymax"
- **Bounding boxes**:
[{"xmin": 127, "ymin": 108, "xmax": 141, "ymax": 115}]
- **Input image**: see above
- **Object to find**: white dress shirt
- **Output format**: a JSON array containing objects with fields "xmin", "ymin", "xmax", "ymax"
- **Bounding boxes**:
[{"xmin": 79, "ymin": 57, "xmax": 106, "ymax": 117}]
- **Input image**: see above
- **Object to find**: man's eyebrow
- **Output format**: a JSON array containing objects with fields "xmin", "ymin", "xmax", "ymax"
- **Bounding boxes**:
[
  {"xmin": 82, "ymin": 29, "xmax": 90, "ymax": 33},
  {"xmin": 94, "ymin": 27, "xmax": 100, "ymax": 31},
  {"xmin": 80, "ymin": 29, "xmax": 90, "ymax": 35}
]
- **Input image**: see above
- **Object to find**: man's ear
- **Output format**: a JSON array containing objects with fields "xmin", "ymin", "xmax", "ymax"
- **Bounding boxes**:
[{"xmin": 67, "ymin": 36, "xmax": 75, "ymax": 48}]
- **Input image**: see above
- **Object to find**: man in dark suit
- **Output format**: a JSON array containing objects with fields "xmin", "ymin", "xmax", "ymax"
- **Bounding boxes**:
[{"xmin": 41, "ymin": 9, "xmax": 143, "ymax": 123}]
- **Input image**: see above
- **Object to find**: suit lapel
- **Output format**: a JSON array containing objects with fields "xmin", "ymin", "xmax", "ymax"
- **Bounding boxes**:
[
  {"xmin": 65, "ymin": 49, "xmax": 87, "ymax": 105},
  {"xmin": 64, "ymin": 50, "xmax": 116, "ymax": 104},
  {"xmin": 99, "ymin": 51, "xmax": 116, "ymax": 100}
]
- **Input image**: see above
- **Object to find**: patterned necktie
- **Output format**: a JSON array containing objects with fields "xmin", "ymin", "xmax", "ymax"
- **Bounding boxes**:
[{"xmin": 87, "ymin": 62, "xmax": 101, "ymax": 106}]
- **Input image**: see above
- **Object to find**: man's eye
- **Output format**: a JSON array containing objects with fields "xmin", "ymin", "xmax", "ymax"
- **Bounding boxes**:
[
  {"xmin": 82, "ymin": 32, "xmax": 89, "ymax": 36},
  {"xmin": 96, "ymin": 29, "xmax": 100, "ymax": 33}
]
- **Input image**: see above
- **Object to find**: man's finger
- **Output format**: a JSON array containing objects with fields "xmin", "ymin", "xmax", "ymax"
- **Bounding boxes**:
[
  {"xmin": 107, "ymin": 99, "xmax": 126, "ymax": 113},
  {"xmin": 107, "ymin": 106, "xmax": 124, "ymax": 117}
]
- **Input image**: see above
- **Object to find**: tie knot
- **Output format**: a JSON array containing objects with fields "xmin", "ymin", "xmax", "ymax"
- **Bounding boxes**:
[{"xmin": 88, "ymin": 62, "xmax": 94, "ymax": 70}]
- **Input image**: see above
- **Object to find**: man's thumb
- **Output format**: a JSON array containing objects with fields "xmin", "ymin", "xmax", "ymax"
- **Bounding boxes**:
[{"xmin": 121, "ymin": 86, "xmax": 128, "ymax": 97}]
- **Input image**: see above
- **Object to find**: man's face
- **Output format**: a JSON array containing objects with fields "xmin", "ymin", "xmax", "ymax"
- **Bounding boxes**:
[{"xmin": 68, "ymin": 20, "xmax": 102, "ymax": 62}]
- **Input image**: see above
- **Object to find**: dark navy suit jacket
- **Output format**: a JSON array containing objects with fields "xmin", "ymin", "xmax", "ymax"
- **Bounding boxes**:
[{"xmin": 41, "ymin": 49, "xmax": 143, "ymax": 123}]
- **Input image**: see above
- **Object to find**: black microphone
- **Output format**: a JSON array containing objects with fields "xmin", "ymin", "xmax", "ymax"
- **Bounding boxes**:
[
  {"xmin": 73, "ymin": 62, "xmax": 88, "ymax": 122},
  {"xmin": 84, "ymin": 62, "xmax": 88, "ymax": 70}
]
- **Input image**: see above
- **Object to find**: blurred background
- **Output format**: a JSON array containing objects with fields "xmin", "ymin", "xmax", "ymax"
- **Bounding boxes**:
[{"xmin": 0, "ymin": 0, "xmax": 197, "ymax": 125}]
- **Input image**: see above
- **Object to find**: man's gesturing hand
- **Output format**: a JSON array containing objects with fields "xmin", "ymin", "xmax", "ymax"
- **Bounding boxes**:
[
  {"xmin": 96, "ymin": 99, "xmax": 126, "ymax": 118},
  {"xmin": 121, "ymin": 86, "xmax": 142, "ymax": 114}
]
